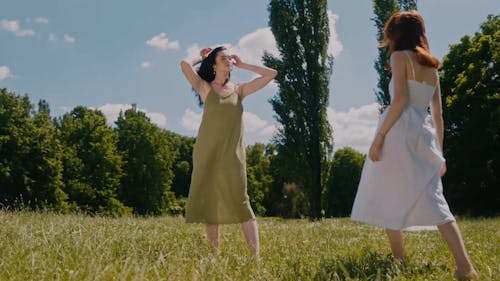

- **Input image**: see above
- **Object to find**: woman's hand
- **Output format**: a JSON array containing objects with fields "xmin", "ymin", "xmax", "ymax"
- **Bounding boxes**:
[
  {"xmin": 230, "ymin": 54, "xmax": 244, "ymax": 67},
  {"xmin": 368, "ymin": 134, "xmax": 385, "ymax": 162},
  {"xmin": 200, "ymin": 48, "xmax": 212, "ymax": 59},
  {"xmin": 440, "ymin": 162, "xmax": 447, "ymax": 177},
  {"xmin": 228, "ymin": 54, "xmax": 277, "ymax": 98}
]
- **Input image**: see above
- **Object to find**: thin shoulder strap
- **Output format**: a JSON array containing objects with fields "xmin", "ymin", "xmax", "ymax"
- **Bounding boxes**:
[
  {"xmin": 404, "ymin": 50, "xmax": 416, "ymax": 80},
  {"xmin": 235, "ymin": 83, "xmax": 242, "ymax": 97}
]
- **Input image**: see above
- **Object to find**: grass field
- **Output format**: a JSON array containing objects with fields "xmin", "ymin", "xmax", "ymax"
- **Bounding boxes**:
[{"xmin": 0, "ymin": 211, "xmax": 498, "ymax": 280}]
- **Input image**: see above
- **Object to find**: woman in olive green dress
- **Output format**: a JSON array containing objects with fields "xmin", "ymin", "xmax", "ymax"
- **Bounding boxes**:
[{"xmin": 180, "ymin": 46, "xmax": 277, "ymax": 256}]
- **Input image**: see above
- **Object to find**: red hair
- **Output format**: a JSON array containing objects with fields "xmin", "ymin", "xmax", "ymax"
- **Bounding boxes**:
[{"xmin": 381, "ymin": 10, "xmax": 440, "ymax": 68}]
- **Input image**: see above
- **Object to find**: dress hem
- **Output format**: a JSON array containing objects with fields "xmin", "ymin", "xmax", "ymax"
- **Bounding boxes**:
[
  {"xmin": 350, "ymin": 216, "xmax": 455, "ymax": 231},
  {"xmin": 185, "ymin": 216, "xmax": 256, "ymax": 225}
]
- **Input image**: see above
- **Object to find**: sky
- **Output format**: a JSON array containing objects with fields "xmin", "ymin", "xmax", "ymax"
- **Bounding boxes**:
[{"xmin": 1, "ymin": 0, "xmax": 499, "ymax": 153}]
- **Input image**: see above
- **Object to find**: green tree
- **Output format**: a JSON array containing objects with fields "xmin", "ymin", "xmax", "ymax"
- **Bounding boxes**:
[
  {"xmin": 261, "ymin": 143, "xmax": 309, "ymax": 218},
  {"xmin": 259, "ymin": 143, "xmax": 283, "ymax": 216},
  {"xmin": 37, "ymin": 99, "xmax": 51, "ymax": 115},
  {"xmin": 264, "ymin": 0, "xmax": 333, "ymax": 219},
  {"xmin": 166, "ymin": 131, "xmax": 195, "ymax": 198},
  {"xmin": 30, "ymin": 100, "xmax": 67, "ymax": 209},
  {"xmin": 372, "ymin": 0, "xmax": 417, "ymax": 112},
  {"xmin": 246, "ymin": 143, "xmax": 273, "ymax": 216},
  {"xmin": 115, "ymin": 107, "xmax": 176, "ymax": 215},
  {"xmin": 57, "ymin": 106, "xmax": 128, "ymax": 215},
  {"xmin": 0, "ymin": 89, "xmax": 66, "ymax": 210},
  {"xmin": 397, "ymin": 0, "xmax": 416, "ymax": 10},
  {"xmin": 324, "ymin": 147, "xmax": 365, "ymax": 217},
  {"xmin": 440, "ymin": 15, "xmax": 499, "ymax": 216}
]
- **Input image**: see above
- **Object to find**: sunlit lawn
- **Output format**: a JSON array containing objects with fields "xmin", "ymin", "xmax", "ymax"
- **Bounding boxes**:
[{"xmin": 0, "ymin": 211, "xmax": 498, "ymax": 280}]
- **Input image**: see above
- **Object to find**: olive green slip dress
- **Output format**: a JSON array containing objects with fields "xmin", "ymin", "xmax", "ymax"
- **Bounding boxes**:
[{"xmin": 185, "ymin": 88, "xmax": 255, "ymax": 224}]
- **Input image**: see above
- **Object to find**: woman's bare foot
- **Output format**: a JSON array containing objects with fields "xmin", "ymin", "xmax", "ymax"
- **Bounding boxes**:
[{"xmin": 454, "ymin": 268, "xmax": 478, "ymax": 280}]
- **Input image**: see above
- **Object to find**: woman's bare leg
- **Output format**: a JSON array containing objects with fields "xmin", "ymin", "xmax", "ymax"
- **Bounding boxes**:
[
  {"xmin": 386, "ymin": 228, "xmax": 405, "ymax": 260},
  {"xmin": 242, "ymin": 219, "xmax": 259, "ymax": 257},
  {"xmin": 206, "ymin": 224, "xmax": 220, "ymax": 252},
  {"xmin": 437, "ymin": 221, "xmax": 477, "ymax": 279}
]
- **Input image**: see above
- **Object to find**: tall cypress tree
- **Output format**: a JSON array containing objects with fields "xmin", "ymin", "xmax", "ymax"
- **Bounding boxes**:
[
  {"xmin": 264, "ymin": 0, "xmax": 333, "ymax": 219},
  {"xmin": 372, "ymin": 0, "xmax": 417, "ymax": 112},
  {"xmin": 398, "ymin": 0, "xmax": 417, "ymax": 11}
]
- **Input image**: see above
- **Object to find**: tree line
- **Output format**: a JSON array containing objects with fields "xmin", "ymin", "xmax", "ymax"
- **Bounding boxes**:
[
  {"xmin": 0, "ymin": 94, "xmax": 184, "ymax": 215},
  {"xmin": 0, "ymin": 89, "xmax": 364, "ymax": 217}
]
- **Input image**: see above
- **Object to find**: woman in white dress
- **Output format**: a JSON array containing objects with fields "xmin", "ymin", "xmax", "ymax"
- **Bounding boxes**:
[{"xmin": 350, "ymin": 11, "xmax": 477, "ymax": 280}]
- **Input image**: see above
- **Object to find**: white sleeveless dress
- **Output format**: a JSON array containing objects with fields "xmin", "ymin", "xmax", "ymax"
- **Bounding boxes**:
[{"xmin": 351, "ymin": 51, "xmax": 455, "ymax": 230}]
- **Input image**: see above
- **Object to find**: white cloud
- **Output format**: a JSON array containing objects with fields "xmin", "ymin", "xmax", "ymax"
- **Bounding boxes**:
[
  {"xmin": 223, "ymin": 15, "xmax": 342, "ymax": 65},
  {"xmin": 182, "ymin": 30, "xmax": 278, "ymax": 93},
  {"xmin": 179, "ymin": 103, "xmax": 378, "ymax": 150},
  {"xmin": 181, "ymin": 109, "xmax": 276, "ymax": 138},
  {"xmin": 49, "ymin": 33, "xmax": 57, "ymax": 41},
  {"xmin": 182, "ymin": 28, "xmax": 278, "ymax": 66},
  {"xmin": 97, "ymin": 103, "xmax": 167, "ymax": 128},
  {"xmin": 146, "ymin": 32, "xmax": 179, "ymax": 50},
  {"xmin": 328, "ymin": 103, "xmax": 380, "ymax": 154},
  {"xmin": 182, "ymin": 10, "xmax": 342, "ymax": 69},
  {"xmin": 184, "ymin": 43, "xmax": 201, "ymax": 62},
  {"xmin": 244, "ymin": 113, "xmax": 278, "ymax": 144},
  {"xmin": 230, "ymin": 27, "xmax": 280, "ymax": 65},
  {"xmin": 259, "ymin": 124, "xmax": 278, "ymax": 137},
  {"xmin": 0, "ymin": 19, "xmax": 35, "ymax": 37},
  {"xmin": 0, "ymin": 66, "xmax": 12, "ymax": 81},
  {"xmin": 267, "ymin": 80, "xmax": 279, "ymax": 91},
  {"xmin": 177, "ymin": 103, "xmax": 377, "ymax": 148},
  {"xmin": 63, "ymin": 34, "xmax": 75, "ymax": 44},
  {"xmin": 58, "ymin": 106, "xmax": 71, "ymax": 113},
  {"xmin": 144, "ymin": 112, "xmax": 167, "ymax": 127},
  {"xmin": 243, "ymin": 112, "xmax": 268, "ymax": 133},
  {"xmin": 141, "ymin": 61, "xmax": 152, "ymax": 69},
  {"xmin": 327, "ymin": 10, "xmax": 343, "ymax": 57},
  {"xmin": 35, "ymin": 17, "xmax": 49, "ymax": 24},
  {"xmin": 181, "ymin": 108, "xmax": 202, "ymax": 131}
]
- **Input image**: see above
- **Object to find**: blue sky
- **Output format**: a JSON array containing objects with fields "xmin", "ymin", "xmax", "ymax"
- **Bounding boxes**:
[{"xmin": 1, "ymin": 0, "xmax": 499, "ymax": 153}]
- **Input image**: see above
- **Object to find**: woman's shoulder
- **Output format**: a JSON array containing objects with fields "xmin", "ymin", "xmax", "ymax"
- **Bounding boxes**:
[
  {"xmin": 390, "ymin": 50, "xmax": 408, "ymax": 60},
  {"xmin": 389, "ymin": 51, "xmax": 408, "ymax": 69},
  {"xmin": 228, "ymin": 81, "xmax": 241, "ymax": 92}
]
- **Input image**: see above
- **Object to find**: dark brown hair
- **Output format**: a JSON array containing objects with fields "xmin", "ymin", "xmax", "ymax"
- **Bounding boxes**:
[
  {"xmin": 193, "ymin": 46, "xmax": 230, "ymax": 105},
  {"xmin": 381, "ymin": 10, "xmax": 440, "ymax": 68},
  {"xmin": 197, "ymin": 46, "xmax": 230, "ymax": 85}
]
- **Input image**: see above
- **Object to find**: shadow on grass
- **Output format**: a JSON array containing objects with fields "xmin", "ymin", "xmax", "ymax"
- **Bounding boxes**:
[{"xmin": 313, "ymin": 248, "xmax": 438, "ymax": 281}]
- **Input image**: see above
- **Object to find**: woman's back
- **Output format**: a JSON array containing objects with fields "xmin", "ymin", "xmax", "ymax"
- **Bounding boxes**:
[{"xmin": 390, "ymin": 50, "xmax": 438, "ymax": 110}]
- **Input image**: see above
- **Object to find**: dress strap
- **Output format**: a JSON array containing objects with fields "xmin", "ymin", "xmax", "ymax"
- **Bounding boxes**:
[{"xmin": 404, "ymin": 50, "xmax": 416, "ymax": 80}]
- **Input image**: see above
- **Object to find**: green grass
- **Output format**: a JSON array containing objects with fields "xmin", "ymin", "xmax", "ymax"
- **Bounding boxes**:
[{"xmin": 0, "ymin": 211, "xmax": 498, "ymax": 280}]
